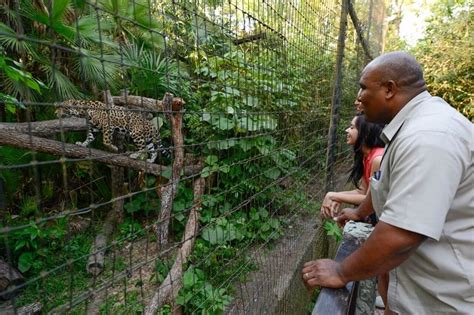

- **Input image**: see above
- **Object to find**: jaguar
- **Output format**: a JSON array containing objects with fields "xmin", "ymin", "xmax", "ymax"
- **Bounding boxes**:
[{"xmin": 56, "ymin": 99, "xmax": 168, "ymax": 162}]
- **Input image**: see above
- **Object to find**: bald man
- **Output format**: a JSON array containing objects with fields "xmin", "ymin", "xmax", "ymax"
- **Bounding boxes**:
[{"xmin": 302, "ymin": 52, "xmax": 473, "ymax": 314}]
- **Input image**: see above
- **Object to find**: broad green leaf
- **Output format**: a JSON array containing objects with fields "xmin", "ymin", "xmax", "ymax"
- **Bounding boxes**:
[
  {"xmin": 324, "ymin": 221, "xmax": 343, "ymax": 242},
  {"xmin": 201, "ymin": 225, "xmax": 225, "ymax": 244},
  {"xmin": 259, "ymin": 208, "xmax": 269, "ymax": 218},
  {"xmin": 219, "ymin": 165, "xmax": 230, "ymax": 173},
  {"xmin": 207, "ymin": 139, "xmax": 236, "ymax": 150},
  {"xmin": 214, "ymin": 117, "xmax": 234, "ymax": 130},
  {"xmin": 183, "ymin": 267, "xmax": 199, "ymax": 288},
  {"xmin": 250, "ymin": 209, "xmax": 259, "ymax": 220},
  {"xmin": 201, "ymin": 112, "xmax": 211, "ymax": 122},
  {"xmin": 201, "ymin": 166, "xmax": 211, "ymax": 178},
  {"xmin": 151, "ymin": 116, "xmax": 164, "ymax": 130},
  {"xmin": 224, "ymin": 87, "xmax": 240, "ymax": 96},
  {"xmin": 161, "ymin": 167, "xmax": 172, "ymax": 179},
  {"xmin": 205, "ymin": 155, "xmax": 218, "ymax": 165},
  {"xmin": 264, "ymin": 168, "xmax": 281, "ymax": 180},
  {"xmin": 14, "ymin": 240, "xmax": 27, "ymax": 252},
  {"xmin": 18, "ymin": 252, "xmax": 34, "ymax": 273},
  {"xmin": 239, "ymin": 139, "xmax": 254, "ymax": 151},
  {"xmin": 173, "ymin": 199, "xmax": 186, "ymax": 212},
  {"xmin": 226, "ymin": 106, "xmax": 235, "ymax": 114},
  {"xmin": 244, "ymin": 96, "xmax": 259, "ymax": 107}
]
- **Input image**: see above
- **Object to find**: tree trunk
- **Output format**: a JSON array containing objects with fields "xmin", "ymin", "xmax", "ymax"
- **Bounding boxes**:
[
  {"xmin": 144, "ymin": 177, "xmax": 205, "ymax": 315},
  {"xmin": 156, "ymin": 94, "xmax": 185, "ymax": 245}
]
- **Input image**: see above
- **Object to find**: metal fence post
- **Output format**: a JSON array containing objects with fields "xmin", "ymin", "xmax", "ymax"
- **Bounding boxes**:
[{"xmin": 325, "ymin": 0, "xmax": 348, "ymax": 193}]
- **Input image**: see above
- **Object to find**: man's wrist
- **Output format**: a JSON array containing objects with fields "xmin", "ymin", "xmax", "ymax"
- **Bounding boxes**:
[{"xmin": 335, "ymin": 261, "xmax": 350, "ymax": 285}]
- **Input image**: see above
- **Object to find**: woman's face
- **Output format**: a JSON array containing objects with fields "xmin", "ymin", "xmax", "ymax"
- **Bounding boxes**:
[{"xmin": 345, "ymin": 116, "xmax": 359, "ymax": 146}]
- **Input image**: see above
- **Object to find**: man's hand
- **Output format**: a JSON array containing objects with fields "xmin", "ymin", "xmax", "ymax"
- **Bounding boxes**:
[
  {"xmin": 334, "ymin": 207, "xmax": 362, "ymax": 228},
  {"xmin": 301, "ymin": 259, "xmax": 348, "ymax": 291}
]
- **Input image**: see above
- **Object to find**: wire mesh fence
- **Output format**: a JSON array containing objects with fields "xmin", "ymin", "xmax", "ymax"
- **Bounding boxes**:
[{"xmin": 0, "ymin": 0, "xmax": 385, "ymax": 313}]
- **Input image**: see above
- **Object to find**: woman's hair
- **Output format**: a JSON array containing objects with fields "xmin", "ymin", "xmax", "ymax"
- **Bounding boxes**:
[{"xmin": 348, "ymin": 114, "xmax": 385, "ymax": 188}]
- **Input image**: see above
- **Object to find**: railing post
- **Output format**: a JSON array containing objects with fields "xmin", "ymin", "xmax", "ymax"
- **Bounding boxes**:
[{"xmin": 325, "ymin": 0, "xmax": 348, "ymax": 193}]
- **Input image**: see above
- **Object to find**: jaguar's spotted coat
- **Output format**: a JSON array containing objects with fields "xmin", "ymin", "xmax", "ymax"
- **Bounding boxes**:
[{"xmin": 56, "ymin": 99, "xmax": 167, "ymax": 162}]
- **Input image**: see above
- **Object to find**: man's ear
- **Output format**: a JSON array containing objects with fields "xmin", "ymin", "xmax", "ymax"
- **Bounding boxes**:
[{"xmin": 385, "ymin": 80, "xmax": 397, "ymax": 99}]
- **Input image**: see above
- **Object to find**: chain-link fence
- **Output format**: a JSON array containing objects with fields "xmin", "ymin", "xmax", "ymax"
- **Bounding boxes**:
[{"xmin": 0, "ymin": 0, "xmax": 385, "ymax": 313}]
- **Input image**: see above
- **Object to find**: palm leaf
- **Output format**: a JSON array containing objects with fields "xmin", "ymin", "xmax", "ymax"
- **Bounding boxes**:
[
  {"xmin": 74, "ymin": 49, "xmax": 121, "ymax": 90},
  {"xmin": 22, "ymin": 0, "xmax": 77, "ymax": 43},
  {"xmin": 51, "ymin": 0, "xmax": 72, "ymax": 22},
  {"xmin": 122, "ymin": 44, "xmax": 186, "ymax": 98},
  {"xmin": 41, "ymin": 63, "xmax": 82, "ymax": 100},
  {"xmin": 1, "ymin": 73, "xmax": 36, "ymax": 102},
  {"xmin": 76, "ymin": 15, "xmax": 118, "ymax": 49},
  {"xmin": 0, "ymin": 23, "xmax": 34, "ymax": 54}
]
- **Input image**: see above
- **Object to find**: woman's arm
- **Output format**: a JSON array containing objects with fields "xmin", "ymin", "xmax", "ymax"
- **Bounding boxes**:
[
  {"xmin": 321, "ymin": 187, "xmax": 366, "ymax": 218},
  {"xmin": 333, "ymin": 155, "xmax": 382, "ymax": 204},
  {"xmin": 324, "ymin": 154, "xmax": 383, "ymax": 216},
  {"xmin": 327, "ymin": 181, "xmax": 367, "ymax": 205}
]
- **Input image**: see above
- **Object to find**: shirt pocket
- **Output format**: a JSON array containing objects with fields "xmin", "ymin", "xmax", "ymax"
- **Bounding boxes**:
[{"xmin": 370, "ymin": 176, "xmax": 384, "ymax": 217}]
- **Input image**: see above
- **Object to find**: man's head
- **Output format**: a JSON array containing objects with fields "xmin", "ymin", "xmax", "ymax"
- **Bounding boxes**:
[{"xmin": 358, "ymin": 51, "xmax": 427, "ymax": 124}]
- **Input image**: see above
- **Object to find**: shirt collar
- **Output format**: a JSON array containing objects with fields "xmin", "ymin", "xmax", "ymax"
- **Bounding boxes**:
[{"xmin": 381, "ymin": 91, "xmax": 431, "ymax": 144}]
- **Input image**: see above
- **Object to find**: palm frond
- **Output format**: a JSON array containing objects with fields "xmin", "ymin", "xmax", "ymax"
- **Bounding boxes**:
[
  {"xmin": 0, "ymin": 23, "xmax": 34, "ymax": 54},
  {"xmin": 41, "ymin": 64, "xmax": 82, "ymax": 100},
  {"xmin": 1, "ymin": 73, "xmax": 36, "ymax": 102},
  {"xmin": 122, "ymin": 44, "xmax": 188, "ymax": 98},
  {"xmin": 74, "ymin": 49, "xmax": 121, "ymax": 90},
  {"xmin": 75, "ymin": 15, "xmax": 118, "ymax": 49}
]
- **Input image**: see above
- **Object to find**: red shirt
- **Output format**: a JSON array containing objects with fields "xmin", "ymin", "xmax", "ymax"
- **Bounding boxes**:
[{"xmin": 363, "ymin": 147, "xmax": 384, "ymax": 186}]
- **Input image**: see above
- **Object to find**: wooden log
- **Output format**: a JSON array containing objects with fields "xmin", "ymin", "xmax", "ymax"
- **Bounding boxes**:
[
  {"xmin": 0, "ymin": 129, "xmax": 202, "ymax": 177},
  {"xmin": 233, "ymin": 32, "xmax": 267, "ymax": 45},
  {"xmin": 144, "ymin": 176, "xmax": 205, "ymax": 315},
  {"xmin": 0, "ymin": 259, "xmax": 24, "ymax": 301},
  {"xmin": 86, "ymin": 234, "xmax": 106, "ymax": 276},
  {"xmin": 156, "ymin": 93, "xmax": 185, "ymax": 245},
  {"xmin": 0, "ymin": 301, "xmax": 42, "ymax": 315},
  {"xmin": 0, "ymin": 118, "xmax": 87, "ymax": 136},
  {"xmin": 111, "ymin": 93, "xmax": 185, "ymax": 113}
]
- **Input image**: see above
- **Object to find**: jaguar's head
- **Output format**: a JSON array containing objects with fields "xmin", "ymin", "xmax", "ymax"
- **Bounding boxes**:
[{"xmin": 55, "ymin": 100, "xmax": 89, "ymax": 118}]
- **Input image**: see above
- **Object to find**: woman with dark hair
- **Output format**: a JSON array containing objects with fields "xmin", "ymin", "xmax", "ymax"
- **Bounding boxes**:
[
  {"xmin": 320, "ymin": 112, "xmax": 388, "ymax": 311},
  {"xmin": 320, "ymin": 113, "xmax": 385, "ymax": 218}
]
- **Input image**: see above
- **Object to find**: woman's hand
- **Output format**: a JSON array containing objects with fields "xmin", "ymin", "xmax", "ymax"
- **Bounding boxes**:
[
  {"xmin": 329, "ymin": 200, "xmax": 341, "ymax": 217},
  {"xmin": 321, "ymin": 192, "xmax": 342, "ymax": 218},
  {"xmin": 320, "ymin": 192, "xmax": 335, "ymax": 218}
]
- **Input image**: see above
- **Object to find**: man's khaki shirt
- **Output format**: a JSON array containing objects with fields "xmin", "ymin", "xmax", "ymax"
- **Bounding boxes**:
[{"xmin": 370, "ymin": 91, "xmax": 473, "ymax": 314}]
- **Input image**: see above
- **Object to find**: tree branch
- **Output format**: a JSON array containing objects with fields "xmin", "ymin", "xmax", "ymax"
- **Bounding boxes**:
[
  {"xmin": 0, "ymin": 118, "xmax": 87, "ymax": 137},
  {"xmin": 0, "ymin": 130, "xmax": 201, "ymax": 177},
  {"xmin": 156, "ymin": 93, "xmax": 185, "ymax": 245},
  {"xmin": 233, "ymin": 32, "xmax": 267, "ymax": 45},
  {"xmin": 348, "ymin": 0, "xmax": 373, "ymax": 61},
  {"xmin": 111, "ymin": 93, "xmax": 185, "ymax": 112},
  {"xmin": 144, "ymin": 176, "xmax": 206, "ymax": 315}
]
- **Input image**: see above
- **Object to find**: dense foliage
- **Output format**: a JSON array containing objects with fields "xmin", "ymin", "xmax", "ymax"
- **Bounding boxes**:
[
  {"xmin": 412, "ymin": 0, "xmax": 473, "ymax": 120},
  {"xmin": 0, "ymin": 0, "xmax": 349, "ymax": 312}
]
